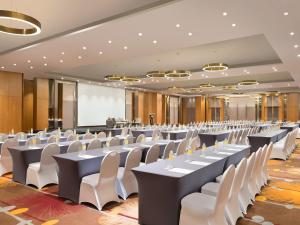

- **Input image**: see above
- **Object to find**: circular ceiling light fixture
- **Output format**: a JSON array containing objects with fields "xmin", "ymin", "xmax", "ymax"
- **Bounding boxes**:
[
  {"xmin": 238, "ymin": 80, "xmax": 259, "ymax": 86},
  {"xmin": 222, "ymin": 85, "xmax": 238, "ymax": 91},
  {"xmin": 146, "ymin": 71, "xmax": 166, "ymax": 78},
  {"xmin": 167, "ymin": 86, "xmax": 184, "ymax": 92},
  {"xmin": 105, "ymin": 75, "xmax": 123, "ymax": 81},
  {"xmin": 0, "ymin": 10, "xmax": 41, "ymax": 36},
  {"xmin": 184, "ymin": 88, "xmax": 203, "ymax": 93},
  {"xmin": 165, "ymin": 70, "xmax": 191, "ymax": 78},
  {"xmin": 202, "ymin": 63, "xmax": 229, "ymax": 72},
  {"xmin": 121, "ymin": 76, "xmax": 141, "ymax": 82},
  {"xmin": 199, "ymin": 83, "xmax": 215, "ymax": 88}
]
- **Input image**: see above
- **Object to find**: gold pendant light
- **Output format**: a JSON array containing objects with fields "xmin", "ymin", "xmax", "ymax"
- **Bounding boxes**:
[
  {"xmin": 0, "ymin": 10, "xmax": 41, "ymax": 36},
  {"xmin": 165, "ymin": 70, "xmax": 191, "ymax": 78},
  {"xmin": 199, "ymin": 83, "xmax": 215, "ymax": 88},
  {"xmin": 202, "ymin": 63, "xmax": 229, "ymax": 72},
  {"xmin": 146, "ymin": 71, "xmax": 165, "ymax": 78},
  {"xmin": 105, "ymin": 75, "xmax": 123, "ymax": 81},
  {"xmin": 121, "ymin": 76, "xmax": 140, "ymax": 82},
  {"xmin": 238, "ymin": 80, "xmax": 259, "ymax": 86}
]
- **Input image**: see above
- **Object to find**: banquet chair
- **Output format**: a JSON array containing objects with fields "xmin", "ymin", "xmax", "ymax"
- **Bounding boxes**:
[
  {"xmin": 125, "ymin": 136, "xmax": 134, "ymax": 144},
  {"xmin": 162, "ymin": 141, "xmax": 175, "ymax": 159},
  {"xmin": 256, "ymin": 145, "xmax": 268, "ymax": 189},
  {"xmin": 108, "ymin": 137, "xmax": 120, "ymax": 147},
  {"xmin": 67, "ymin": 141, "xmax": 83, "ymax": 153},
  {"xmin": 145, "ymin": 144, "xmax": 160, "ymax": 164},
  {"xmin": 248, "ymin": 148, "xmax": 262, "ymax": 200},
  {"xmin": 116, "ymin": 148, "xmax": 142, "ymax": 199},
  {"xmin": 67, "ymin": 134, "xmax": 77, "ymax": 141},
  {"xmin": 270, "ymin": 133, "xmax": 290, "ymax": 160},
  {"xmin": 87, "ymin": 139, "xmax": 102, "ymax": 150},
  {"xmin": 202, "ymin": 159, "xmax": 247, "ymax": 225},
  {"xmin": 64, "ymin": 129, "xmax": 73, "ymax": 137},
  {"xmin": 227, "ymin": 132, "xmax": 234, "ymax": 144},
  {"xmin": 26, "ymin": 143, "xmax": 60, "ymax": 189},
  {"xmin": 121, "ymin": 127, "xmax": 129, "ymax": 136},
  {"xmin": 179, "ymin": 165, "xmax": 235, "ymax": 225},
  {"xmin": 0, "ymin": 138, "xmax": 19, "ymax": 176},
  {"xmin": 136, "ymin": 134, "xmax": 145, "ymax": 143},
  {"xmin": 235, "ymin": 130, "xmax": 243, "ymax": 144},
  {"xmin": 47, "ymin": 135, "xmax": 58, "ymax": 143},
  {"xmin": 83, "ymin": 132, "xmax": 94, "ymax": 140},
  {"xmin": 262, "ymin": 142, "xmax": 273, "ymax": 185},
  {"xmin": 176, "ymin": 139, "xmax": 188, "ymax": 156},
  {"xmin": 97, "ymin": 132, "xmax": 106, "ymax": 138},
  {"xmin": 36, "ymin": 131, "xmax": 46, "ymax": 138},
  {"xmin": 0, "ymin": 133, "xmax": 8, "ymax": 142},
  {"xmin": 79, "ymin": 151, "xmax": 120, "ymax": 210},
  {"xmin": 15, "ymin": 132, "xmax": 27, "ymax": 140},
  {"xmin": 185, "ymin": 130, "xmax": 193, "ymax": 141},
  {"xmin": 25, "ymin": 137, "xmax": 41, "ymax": 146},
  {"xmin": 189, "ymin": 136, "xmax": 200, "ymax": 150},
  {"xmin": 192, "ymin": 129, "xmax": 198, "ymax": 138}
]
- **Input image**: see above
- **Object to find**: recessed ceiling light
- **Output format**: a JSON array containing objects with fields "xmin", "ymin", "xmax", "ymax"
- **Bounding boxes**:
[
  {"xmin": 123, "ymin": 46, "xmax": 128, "ymax": 50},
  {"xmin": 297, "ymin": 54, "xmax": 300, "ymax": 57},
  {"xmin": 272, "ymin": 67, "xmax": 278, "ymax": 71},
  {"xmin": 176, "ymin": 24, "xmax": 180, "ymax": 28},
  {"xmin": 60, "ymin": 59, "xmax": 64, "ymax": 63},
  {"xmin": 77, "ymin": 80, "xmax": 79, "ymax": 82},
  {"xmin": 43, "ymin": 56, "xmax": 46, "ymax": 59},
  {"xmin": 201, "ymin": 74, "xmax": 205, "ymax": 77},
  {"xmin": 13, "ymin": 63, "xmax": 16, "ymax": 66},
  {"xmin": 222, "ymin": 12, "xmax": 228, "ymax": 16},
  {"xmin": 294, "ymin": 44, "xmax": 299, "ymax": 48},
  {"xmin": 27, "ymin": 60, "xmax": 31, "ymax": 63},
  {"xmin": 138, "ymin": 32, "xmax": 143, "ymax": 36},
  {"xmin": 188, "ymin": 32, "xmax": 193, "ymax": 36},
  {"xmin": 82, "ymin": 46, "xmax": 87, "ymax": 50},
  {"xmin": 61, "ymin": 77, "xmax": 64, "ymax": 80},
  {"xmin": 283, "ymin": 12, "xmax": 289, "ymax": 16},
  {"xmin": 30, "ymin": 66, "xmax": 34, "ymax": 69},
  {"xmin": 61, "ymin": 52, "xmax": 65, "ymax": 55},
  {"xmin": 232, "ymin": 23, "xmax": 236, "ymax": 27},
  {"xmin": 1, "ymin": 66, "xmax": 5, "ymax": 69},
  {"xmin": 153, "ymin": 40, "xmax": 157, "ymax": 44},
  {"xmin": 108, "ymin": 40, "xmax": 112, "ymax": 44},
  {"xmin": 99, "ymin": 51, "xmax": 103, "ymax": 54},
  {"xmin": 44, "ymin": 63, "xmax": 47, "ymax": 66},
  {"xmin": 290, "ymin": 32, "xmax": 295, "ymax": 36},
  {"xmin": 78, "ymin": 56, "xmax": 82, "ymax": 59}
]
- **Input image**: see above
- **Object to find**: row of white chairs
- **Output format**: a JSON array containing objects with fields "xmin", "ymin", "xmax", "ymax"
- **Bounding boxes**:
[
  {"xmin": 180, "ymin": 142, "xmax": 273, "ymax": 225},
  {"xmin": 227, "ymin": 127, "xmax": 259, "ymax": 145},
  {"xmin": 270, "ymin": 128, "xmax": 298, "ymax": 160}
]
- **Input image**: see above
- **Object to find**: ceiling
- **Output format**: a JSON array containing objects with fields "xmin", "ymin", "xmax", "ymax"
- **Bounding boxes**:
[{"xmin": 0, "ymin": 0, "xmax": 300, "ymax": 95}]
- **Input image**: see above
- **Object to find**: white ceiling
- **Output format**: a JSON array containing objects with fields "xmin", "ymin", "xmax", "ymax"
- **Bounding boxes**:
[{"xmin": 0, "ymin": 0, "xmax": 300, "ymax": 94}]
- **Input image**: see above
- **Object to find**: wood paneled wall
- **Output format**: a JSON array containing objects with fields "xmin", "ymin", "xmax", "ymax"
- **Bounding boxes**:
[
  {"xmin": 287, "ymin": 93, "xmax": 299, "ymax": 121},
  {"xmin": 195, "ymin": 96, "xmax": 206, "ymax": 122},
  {"xmin": 34, "ymin": 78, "xmax": 49, "ymax": 130},
  {"xmin": 23, "ymin": 80, "xmax": 34, "ymax": 132},
  {"xmin": 136, "ymin": 91, "xmax": 165, "ymax": 124},
  {"xmin": 0, "ymin": 71, "xmax": 23, "ymax": 133}
]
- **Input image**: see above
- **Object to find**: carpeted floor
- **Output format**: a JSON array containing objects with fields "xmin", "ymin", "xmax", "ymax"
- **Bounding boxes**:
[{"xmin": 1, "ymin": 143, "xmax": 300, "ymax": 225}]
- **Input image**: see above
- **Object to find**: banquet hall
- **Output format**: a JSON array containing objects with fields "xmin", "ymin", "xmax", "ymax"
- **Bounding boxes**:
[{"xmin": 1, "ymin": 1, "xmax": 300, "ymax": 225}]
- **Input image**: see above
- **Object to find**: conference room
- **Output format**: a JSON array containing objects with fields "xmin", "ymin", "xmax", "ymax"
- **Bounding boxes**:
[{"xmin": 1, "ymin": 0, "xmax": 300, "ymax": 225}]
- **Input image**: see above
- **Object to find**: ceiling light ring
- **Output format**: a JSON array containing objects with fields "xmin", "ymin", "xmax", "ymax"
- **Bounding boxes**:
[
  {"xmin": 146, "ymin": 71, "xmax": 166, "ymax": 78},
  {"xmin": 0, "ymin": 10, "xmax": 41, "ymax": 36},
  {"xmin": 238, "ymin": 80, "xmax": 259, "ymax": 86},
  {"xmin": 105, "ymin": 75, "xmax": 124, "ymax": 81},
  {"xmin": 202, "ymin": 63, "xmax": 229, "ymax": 72},
  {"xmin": 165, "ymin": 70, "xmax": 191, "ymax": 78},
  {"xmin": 199, "ymin": 83, "xmax": 215, "ymax": 88},
  {"xmin": 121, "ymin": 76, "xmax": 141, "ymax": 82}
]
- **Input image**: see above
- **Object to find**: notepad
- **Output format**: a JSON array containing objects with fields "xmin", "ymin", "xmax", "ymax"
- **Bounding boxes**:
[
  {"xmin": 188, "ymin": 161, "xmax": 210, "ymax": 166},
  {"xmin": 168, "ymin": 168, "xmax": 195, "ymax": 174},
  {"xmin": 78, "ymin": 154, "xmax": 97, "ymax": 159},
  {"xmin": 218, "ymin": 152, "xmax": 232, "ymax": 155},
  {"xmin": 205, "ymin": 156, "xmax": 223, "ymax": 160}
]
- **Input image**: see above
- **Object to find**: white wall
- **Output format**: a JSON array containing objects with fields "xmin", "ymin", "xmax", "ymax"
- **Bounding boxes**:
[{"xmin": 77, "ymin": 83, "xmax": 125, "ymax": 126}]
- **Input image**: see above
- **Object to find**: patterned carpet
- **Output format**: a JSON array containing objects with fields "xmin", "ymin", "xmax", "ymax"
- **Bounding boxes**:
[{"xmin": 1, "ymin": 143, "xmax": 300, "ymax": 225}]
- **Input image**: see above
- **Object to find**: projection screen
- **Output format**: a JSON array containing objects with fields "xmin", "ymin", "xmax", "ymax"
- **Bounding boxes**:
[{"xmin": 77, "ymin": 83, "xmax": 125, "ymax": 126}]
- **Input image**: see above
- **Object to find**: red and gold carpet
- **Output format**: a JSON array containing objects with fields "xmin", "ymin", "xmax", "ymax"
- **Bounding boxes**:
[{"xmin": 1, "ymin": 143, "xmax": 300, "ymax": 225}]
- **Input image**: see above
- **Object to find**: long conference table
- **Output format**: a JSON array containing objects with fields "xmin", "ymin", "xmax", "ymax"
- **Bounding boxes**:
[
  {"xmin": 132, "ymin": 144, "xmax": 250, "ymax": 225},
  {"xmin": 198, "ymin": 131, "xmax": 230, "ymax": 147},
  {"xmin": 7, "ymin": 136, "xmax": 127, "ymax": 184},
  {"xmin": 248, "ymin": 129, "xmax": 287, "ymax": 153},
  {"xmin": 161, "ymin": 130, "xmax": 188, "ymax": 140},
  {"xmin": 53, "ymin": 140, "xmax": 180, "ymax": 203},
  {"xmin": 280, "ymin": 124, "xmax": 298, "ymax": 132}
]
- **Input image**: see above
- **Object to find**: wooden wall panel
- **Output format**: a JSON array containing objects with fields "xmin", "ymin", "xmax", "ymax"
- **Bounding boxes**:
[
  {"xmin": 156, "ymin": 93, "xmax": 162, "ymax": 124},
  {"xmin": 0, "ymin": 71, "xmax": 23, "ymax": 133},
  {"xmin": 220, "ymin": 99, "xmax": 225, "ymax": 121},
  {"xmin": 34, "ymin": 78, "xmax": 49, "ymax": 130},
  {"xmin": 287, "ymin": 93, "xmax": 299, "ymax": 122},
  {"xmin": 23, "ymin": 80, "xmax": 34, "ymax": 132}
]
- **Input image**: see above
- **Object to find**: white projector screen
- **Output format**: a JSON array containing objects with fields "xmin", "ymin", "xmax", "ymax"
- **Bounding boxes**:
[{"xmin": 77, "ymin": 83, "xmax": 125, "ymax": 126}]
